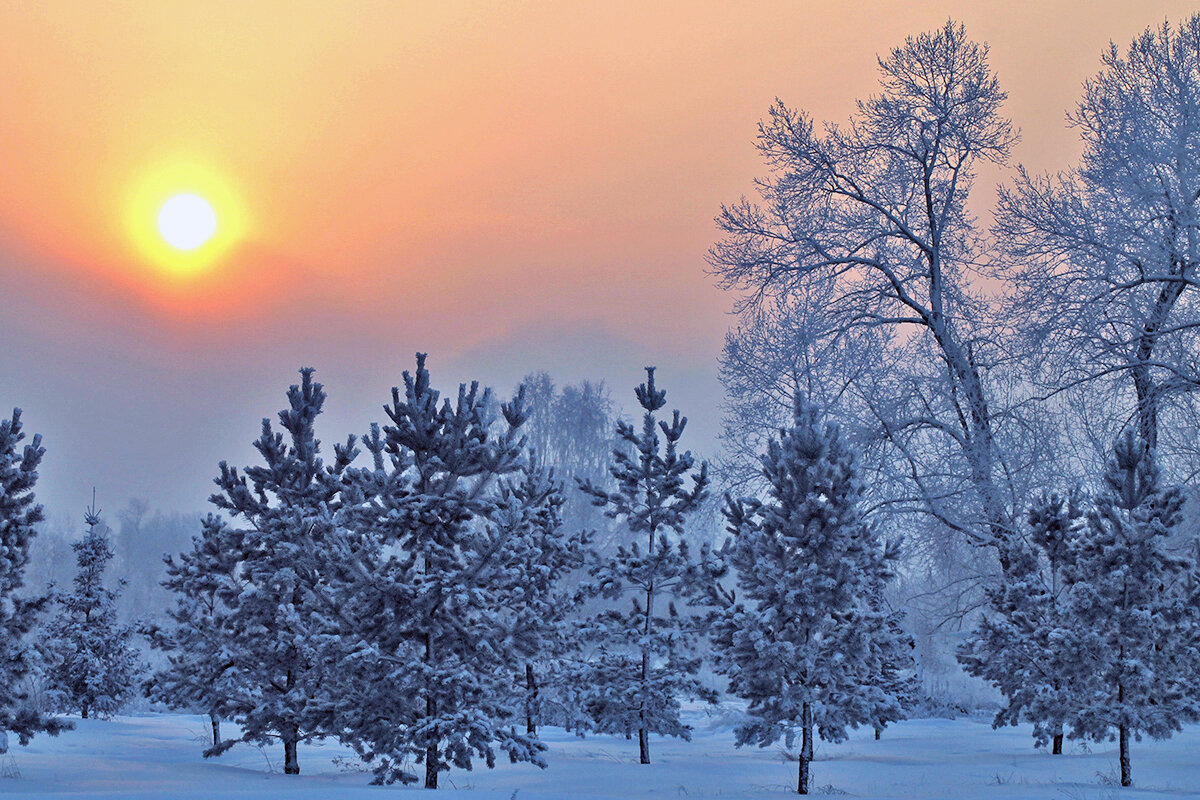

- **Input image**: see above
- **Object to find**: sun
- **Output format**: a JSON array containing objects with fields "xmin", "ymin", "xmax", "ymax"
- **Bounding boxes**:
[
  {"xmin": 158, "ymin": 193, "xmax": 217, "ymax": 250},
  {"xmin": 124, "ymin": 158, "xmax": 247, "ymax": 280}
]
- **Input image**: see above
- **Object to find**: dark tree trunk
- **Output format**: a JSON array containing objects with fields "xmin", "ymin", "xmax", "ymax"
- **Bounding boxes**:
[
  {"xmin": 425, "ymin": 632, "xmax": 439, "ymax": 789},
  {"xmin": 1052, "ymin": 733, "xmax": 1063, "ymax": 755},
  {"xmin": 81, "ymin": 705, "xmax": 89, "ymax": 720},
  {"xmin": 210, "ymin": 712, "xmax": 221, "ymax": 747},
  {"xmin": 1119, "ymin": 724, "xmax": 1131, "ymax": 787},
  {"xmin": 1117, "ymin": 677, "xmax": 1131, "ymax": 787},
  {"xmin": 525, "ymin": 662, "xmax": 539, "ymax": 737},
  {"xmin": 798, "ymin": 704, "xmax": 813, "ymax": 795},
  {"xmin": 283, "ymin": 730, "xmax": 299, "ymax": 775},
  {"xmin": 282, "ymin": 666, "xmax": 300, "ymax": 775},
  {"xmin": 639, "ymin": 574, "xmax": 653, "ymax": 765},
  {"xmin": 425, "ymin": 742, "xmax": 438, "ymax": 790},
  {"xmin": 638, "ymin": 721, "xmax": 650, "ymax": 765},
  {"xmin": 874, "ymin": 727, "xmax": 881, "ymax": 741}
]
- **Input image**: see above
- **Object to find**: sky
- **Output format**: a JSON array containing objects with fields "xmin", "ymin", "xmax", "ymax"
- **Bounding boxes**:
[{"xmin": 2, "ymin": 0, "xmax": 1197, "ymax": 519}]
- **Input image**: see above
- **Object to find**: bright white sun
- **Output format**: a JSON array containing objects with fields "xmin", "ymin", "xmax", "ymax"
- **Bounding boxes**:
[{"xmin": 157, "ymin": 194, "xmax": 217, "ymax": 250}]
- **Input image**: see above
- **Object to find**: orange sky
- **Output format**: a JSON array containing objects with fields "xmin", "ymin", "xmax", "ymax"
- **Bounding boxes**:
[{"xmin": 2, "ymin": 0, "xmax": 1197, "ymax": 515}]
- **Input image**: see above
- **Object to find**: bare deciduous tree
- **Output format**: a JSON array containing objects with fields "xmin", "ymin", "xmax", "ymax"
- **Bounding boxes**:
[
  {"xmin": 710, "ymin": 22, "xmax": 1023, "ymax": 558},
  {"xmin": 998, "ymin": 15, "xmax": 1200, "ymax": 473}
]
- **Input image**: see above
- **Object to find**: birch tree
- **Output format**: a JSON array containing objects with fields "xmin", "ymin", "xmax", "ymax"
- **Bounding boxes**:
[
  {"xmin": 709, "ymin": 21, "xmax": 1022, "ymax": 561},
  {"xmin": 998, "ymin": 15, "xmax": 1200, "ymax": 471}
]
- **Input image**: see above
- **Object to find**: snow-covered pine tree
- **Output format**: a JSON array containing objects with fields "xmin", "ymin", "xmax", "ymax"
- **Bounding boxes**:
[
  {"xmin": 1061, "ymin": 431, "xmax": 1200, "ymax": 787},
  {"xmin": 44, "ymin": 497, "xmax": 144, "ymax": 720},
  {"xmin": 0, "ymin": 409, "xmax": 68, "ymax": 750},
  {"xmin": 486, "ymin": 458, "xmax": 589, "ymax": 737},
  {"xmin": 326, "ymin": 353, "xmax": 542, "ymax": 788},
  {"xmin": 958, "ymin": 490, "xmax": 1083, "ymax": 753},
  {"xmin": 207, "ymin": 368, "xmax": 358, "ymax": 775},
  {"xmin": 712, "ymin": 399, "xmax": 905, "ymax": 795},
  {"xmin": 868, "ymin": 552, "xmax": 918, "ymax": 741},
  {"xmin": 577, "ymin": 367, "xmax": 711, "ymax": 765},
  {"xmin": 144, "ymin": 514, "xmax": 243, "ymax": 747}
]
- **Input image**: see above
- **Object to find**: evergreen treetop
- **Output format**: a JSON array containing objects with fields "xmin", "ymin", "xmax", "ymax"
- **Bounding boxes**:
[{"xmin": 0, "ymin": 409, "xmax": 68, "ymax": 748}]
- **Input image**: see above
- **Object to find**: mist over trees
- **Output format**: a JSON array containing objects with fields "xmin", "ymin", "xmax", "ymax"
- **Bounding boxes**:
[{"xmin": 518, "ymin": 372, "xmax": 619, "ymax": 540}]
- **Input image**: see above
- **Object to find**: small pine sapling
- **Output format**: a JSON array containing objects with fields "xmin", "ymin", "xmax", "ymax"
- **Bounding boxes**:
[
  {"xmin": 144, "ymin": 514, "xmax": 244, "ymax": 747},
  {"xmin": 44, "ymin": 495, "xmax": 145, "ymax": 720},
  {"xmin": 486, "ymin": 459, "xmax": 589, "ymax": 737},
  {"xmin": 578, "ymin": 367, "xmax": 712, "ymax": 765},
  {"xmin": 326, "ymin": 354, "xmax": 543, "ymax": 788}
]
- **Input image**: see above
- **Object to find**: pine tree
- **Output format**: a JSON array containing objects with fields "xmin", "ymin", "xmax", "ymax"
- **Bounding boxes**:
[
  {"xmin": 577, "ymin": 367, "xmax": 711, "ymax": 765},
  {"xmin": 869, "ymin": 556, "xmax": 918, "ymax": 741},
  {"xmin": 144, "ymin": 514, "xmax": 243, "ymax": 747},
  {"xmin": 712, "ymin": 399, "xmax": 906, "ymax": 795},
  {"xmin": 484, "ymin": 459, "xmax": 589, "ymax": 738},
  {"xmin": 44, "ymin": 496, "xmax": 144, "ymax": 720},
  {"xmin": 959, "ymin": 491, "xmax": 1083, "ymax": 753},
  {"xmin": 0, "ymin": 409, "xmax": 68, "ymax": 750},
  {"xmin": 326, "ymin": 353, "xmax": 542, "ymax": 788},
  {"xmin": 206, "ymin": 367, "xmax": 358, "ymax": 774},
  {"xmin": 1061, "ymin": 431, "xmax": 1200, "ymax": 787}
]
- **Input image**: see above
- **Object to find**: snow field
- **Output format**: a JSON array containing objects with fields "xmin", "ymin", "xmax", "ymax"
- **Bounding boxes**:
[{"xmin": 5, "ymin": 710, "xmax": 1200, "ymax": 799}]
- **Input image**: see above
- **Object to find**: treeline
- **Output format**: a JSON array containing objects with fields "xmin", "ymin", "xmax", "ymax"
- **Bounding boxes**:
[{"xmin": 0, "ymin": 357, "xmax": 914, "ymax": 795}]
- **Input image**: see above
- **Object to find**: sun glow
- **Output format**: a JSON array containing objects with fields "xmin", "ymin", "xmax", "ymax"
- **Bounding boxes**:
[
  {"xmin": 158, "ymin": 194, "xmax": 217, "ymax": 250},
  {"xmin": 124, "ymin": 159, "xmax": 247, "ymax": 279}
]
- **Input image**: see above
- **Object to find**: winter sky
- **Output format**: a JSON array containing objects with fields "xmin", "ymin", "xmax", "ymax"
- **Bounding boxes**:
[{"xmin": 2, "ymin": 0, "xmax": 1197, "ymax": 517}]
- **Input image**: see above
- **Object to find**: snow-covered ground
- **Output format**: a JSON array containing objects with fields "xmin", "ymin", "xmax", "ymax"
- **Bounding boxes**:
[{"xmin": 4, "ymin": 709, "xmax": 1199, "ymax": 799}]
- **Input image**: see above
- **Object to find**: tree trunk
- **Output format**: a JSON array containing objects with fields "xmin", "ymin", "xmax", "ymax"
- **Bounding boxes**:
[
  {"xmin": 283, "ymin": 729, "xmax": 299, "ymax": 775},
  {"xmin": 425, "ymin": 631, "xmax": 439, "ymax": 789},
  {"xmin": 81, "ymin": 705, "xmax": 89, "ymax": 720},
  {"xmin": 638, "ymin": 576, "xmax": 653, "ymax": 765},
  {"xmin": 874, "ymin": 727, "xmax": 881, "ymax": 741},
  {"xmin": 1119, "ymin": 724, "xmax": 1131, "ymax": 787},
  {"xmin": 425, "ymin": 743, "xmax": 438, "ymax": 790},
  {"xmin": 1052, "ymin": 733, "xmax": 1063, "ymax": 755},
  {"xmin": 281, "ymin": 665, "xmax": 300, "ymax": 774},
  {"xmin": 210, "ymin": 712, "xmax": 221, "ymax": 747},
  {"xmin": 797, "ymin": 704, "xmax": 813, "ymax": 795},
  {"xmin": 1130, "ymin": 276, "xmax": 1186, "ymax": 456},
  {"xmin": 525, "ymin": 662, "xmax": 538, "ymax": 737}
]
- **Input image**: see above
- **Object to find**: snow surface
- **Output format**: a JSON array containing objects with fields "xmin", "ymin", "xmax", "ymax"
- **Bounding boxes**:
[{"xmin": 4, "ymin": 708, "xmax": 1200, "ymax": 799}]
